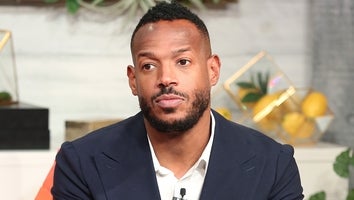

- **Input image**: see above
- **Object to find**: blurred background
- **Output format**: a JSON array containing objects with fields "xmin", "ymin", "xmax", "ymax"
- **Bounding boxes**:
[{"xmin": 0, "ymin": 0, "xmax": 353, "ymax": 199}]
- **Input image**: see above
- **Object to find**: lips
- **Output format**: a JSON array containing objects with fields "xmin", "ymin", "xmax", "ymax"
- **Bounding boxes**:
[{"xmin": 154, "ymin": 94, "xmax": 184, "ymax": 108}]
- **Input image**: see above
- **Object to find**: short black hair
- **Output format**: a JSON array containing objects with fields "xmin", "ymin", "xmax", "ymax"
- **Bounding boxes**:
[{"xmin": 130, "ymin": 1, "xmax": 210, "ymax": 48}]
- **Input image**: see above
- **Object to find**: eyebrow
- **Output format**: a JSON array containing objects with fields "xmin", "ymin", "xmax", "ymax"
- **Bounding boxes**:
[
  {"xmin": 137, "ymin": 47, "xmax": 192, "ymax": 59},
  {"xmin": 172, "ymin": 47, "xmax": 191, "ymax": 56},
  {"xmin": 137, "ymin": 51, "xmax": 155, "ymax": 59}
]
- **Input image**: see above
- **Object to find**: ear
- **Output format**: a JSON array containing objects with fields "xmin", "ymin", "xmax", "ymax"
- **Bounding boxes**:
[
  {"xmin": 127, "ymin": 65, "xmax": 138, "ymax": 96},
  {"xmin": 208, "ymin": 54, "xmax": 221, "ymax": 86}
]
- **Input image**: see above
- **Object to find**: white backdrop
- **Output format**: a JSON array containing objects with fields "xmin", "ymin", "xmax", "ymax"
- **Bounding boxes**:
[{"xmin": 0, "ymin": 0, "xmax": 310, "ymax": 149}]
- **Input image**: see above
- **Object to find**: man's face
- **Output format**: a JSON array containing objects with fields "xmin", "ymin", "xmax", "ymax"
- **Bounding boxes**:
[{"xmin": 128, "ymin": 20, "xmax": 220, "ymax": 134}]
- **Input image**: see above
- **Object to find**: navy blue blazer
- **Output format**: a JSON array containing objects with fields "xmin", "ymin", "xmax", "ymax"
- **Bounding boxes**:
[{"xmin": 52, "ymin": 111, "xmax": 304, "ymax": 199}]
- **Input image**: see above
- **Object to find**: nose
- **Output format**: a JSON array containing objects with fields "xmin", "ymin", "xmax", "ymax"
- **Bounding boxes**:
[{"xmin": 157, "ymin": 65, "xmax": 177, "ymax": 88}]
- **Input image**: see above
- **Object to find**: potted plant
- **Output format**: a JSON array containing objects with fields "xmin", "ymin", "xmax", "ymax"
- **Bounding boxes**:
[
  {"xmin": 44, "ymin": 0, "xmax": 239, "ymax": 14},
  {"xmin": 309, "ymin": 148, "xmax": 354, "ymax": 200}
]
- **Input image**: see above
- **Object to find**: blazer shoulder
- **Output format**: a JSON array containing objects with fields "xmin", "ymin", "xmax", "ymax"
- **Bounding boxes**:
[
  {"xmin": 64, "ymin": 112, "xmax": 145, "ymax": 154},
  {"xmin": 213, "ymin": 110, "xmax": 293, "ymax": 156}
]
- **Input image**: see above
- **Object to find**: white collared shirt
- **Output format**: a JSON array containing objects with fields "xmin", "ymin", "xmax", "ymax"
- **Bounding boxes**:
[{"xmin": 148, "ymin": 112, "xmax": 215, "ymax": 200}]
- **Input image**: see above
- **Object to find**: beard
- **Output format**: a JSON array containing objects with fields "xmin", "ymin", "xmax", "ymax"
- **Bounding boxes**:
[{"xmin": 139, "ymin": 86, "xmax": 210, "ymax": 135}]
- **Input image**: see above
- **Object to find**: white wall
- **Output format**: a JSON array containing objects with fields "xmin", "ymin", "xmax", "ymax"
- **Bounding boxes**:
[{"xmin": 0, "ymin": 0, "xmax": 310, "ymax": 149}]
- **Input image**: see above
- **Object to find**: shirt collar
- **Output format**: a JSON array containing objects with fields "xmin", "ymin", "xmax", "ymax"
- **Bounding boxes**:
[{"xmin": 148, "ymin": 111, "xmax": 216, "ymax": 176}]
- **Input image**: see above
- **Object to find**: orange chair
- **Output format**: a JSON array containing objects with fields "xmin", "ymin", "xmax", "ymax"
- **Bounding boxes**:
[{"xmin": 35, "ymin": 162, "xmax": 55, "ymax": 200}]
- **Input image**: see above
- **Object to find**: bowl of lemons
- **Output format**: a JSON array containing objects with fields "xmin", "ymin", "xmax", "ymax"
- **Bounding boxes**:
[
  {"xmin": 240, "ymin": 87, "xmax": 333, "ymax": 146},
  {"xmin": 278, "ymin": 88, "xmax": 334, "ymax": 146}
]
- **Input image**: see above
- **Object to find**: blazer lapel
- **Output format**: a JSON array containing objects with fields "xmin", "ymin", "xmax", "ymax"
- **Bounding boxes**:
[
  {"xmin": 200, "ymin": 113, "xmax": 262, "ymax": 200},
  {"xmin": 94, "ymin": 116, "xmax": 161, "ymax": 200}
]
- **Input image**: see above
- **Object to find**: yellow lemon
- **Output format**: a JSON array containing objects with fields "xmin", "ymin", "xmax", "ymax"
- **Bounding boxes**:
[
  {"xmin": 256, "ymin": 117, "xmax": 279, "ymax": 133},
  {"xmin": 297, "ymin": 120, "xmax": 315, "ymax": 139},
  {"xmin": 215, "ymin": 107, "xmax": 232, "ymax": 120},
  {"xmin": 301, "ymin": 91, "xmax": 328, "ymax": 118},
  {"xmin": 253, "ymin": 92, "xmax": 283, "ymax": 120},
  {"xmin": 282, "ymin": 96, "xmax": 300, "ymax": 113},
  {"xmin": 282, "ymin": 112, "xmax": 315, "ymax": 139},
  {"xmin": 282, "ymin": 112, "xmax": 306, "ymax": 136},
  {"xmin": 253, "ymin": 92, "xmax": 282, "ymax": 132}
]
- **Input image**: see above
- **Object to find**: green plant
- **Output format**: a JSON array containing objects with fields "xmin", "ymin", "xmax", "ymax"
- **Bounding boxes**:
[
  {"xmin": 309, "ymin": 148, "xmax": 354, "ymax": 200},
  {"xmin": 236, "ymin": 71, "xmax": 270, "ymax": 103},
  {"xmin": 0, "ymin": 91, "xmax": 12, "ymax": 103},
  {"xmin": 44, "ymin": 0, "xmax": 238, "ymax": 15},
  {"xmin": 309, "ymin": 191, "xmax": 326, "ymax": 200}
]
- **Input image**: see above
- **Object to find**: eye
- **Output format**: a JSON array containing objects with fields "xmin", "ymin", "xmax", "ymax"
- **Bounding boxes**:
[
  {"xmin": 178, "ymin": 59, "xmax": 191, "ymax": 66},
  {"xmin": 142, "ymin": 63, "xmax": 156, "ymax": 71}
]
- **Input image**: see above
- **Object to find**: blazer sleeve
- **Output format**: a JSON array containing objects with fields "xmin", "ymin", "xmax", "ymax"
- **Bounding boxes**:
[
  {"xmin": 269, "ymin": 144, "xmax": 304, "ymax": 200},
  {"xmin": 51, "ymin": 142, "xmax": 92, "ymax": 200}
]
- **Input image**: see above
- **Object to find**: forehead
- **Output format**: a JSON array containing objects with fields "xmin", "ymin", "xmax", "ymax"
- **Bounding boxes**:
[{"xmin": 131, "ymin": 20, "xmax": 204, "ymax": 52}]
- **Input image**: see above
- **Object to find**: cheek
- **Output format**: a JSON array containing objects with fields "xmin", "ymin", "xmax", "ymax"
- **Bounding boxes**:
[
  {"xmin": 194, "ymin": 69, "xmax": 213, "ymax": 87},
  {"xmin": 134, "ymin": 78, "xmax": 154, "ymax": 97}
]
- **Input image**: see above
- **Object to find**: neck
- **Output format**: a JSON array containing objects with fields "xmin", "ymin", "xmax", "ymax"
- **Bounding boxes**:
[{"xmin": 146, "ymin": 110, "xmax": 211, "ymax": 178}]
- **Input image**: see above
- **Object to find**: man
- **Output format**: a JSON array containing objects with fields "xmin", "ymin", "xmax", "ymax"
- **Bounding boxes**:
[{"xmin": 52, "ymin": 1, "xmax": 304, "ymax": 199}]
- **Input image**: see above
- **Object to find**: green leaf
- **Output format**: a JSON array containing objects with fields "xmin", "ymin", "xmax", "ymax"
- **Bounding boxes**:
[
  {"xmin": 347, "ymin": 189, "xmax": 354, "ymax": 200},
  {"xmin": 236, "ymin": 82, "xmax": 257, "ymax": 89},
  {"xmin": 309, "ymin": 191, "xmax": 326, "ymax": 200},
  {"xmin": 257, "ymin": 72, "xmax": 262, "ymax": 87},
  {"xmin": 91, "ymin": 0, "xmax": 104, "ymax": 6},
  {"xmin": 189, "ymin": 0, "xmax": 206, "ymax": 10},
  {"xmin": 257, "ymin": 71, "xmax": 268, "ymax": 95},
  {"xmin": 250, "ymin": 74, "xmax": 255, "ymax": 86},
  {"xmin": 66, "ymin": 0, "xmax": 80, "ymax": 14},
  {"xmin": 333, "ymin": 148, "xmax": 351, "ymax": 178},
  {"xmin": 0, "ymin": 91, "xmax": 12, "ymax": 101},
  {"xmin": 350, "ymin": 158, "xmax": 354, "ymax": 166},
  {"xmin": 263, "ymin": 71, "xmax": 269, "ymax": 94},
  {"xmin": 349, "ymin": 152, "xmax": 354, "ymax": 166},
  {"xmin": 43, "ymin": 0, "xmax": 59, "ymax": 3},
  {"xmin": 333, "ymin": 162, "xmax": 349, "ymax": 177},
  {"xmin": 241, "ymin": 92, "xmax": 263, "ymax": 103}
]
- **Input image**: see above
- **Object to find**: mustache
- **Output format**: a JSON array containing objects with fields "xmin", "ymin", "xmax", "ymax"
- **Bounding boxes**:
[{"xmin": 151, "ymin": 86, "xmax": 187, "ymax": 101}]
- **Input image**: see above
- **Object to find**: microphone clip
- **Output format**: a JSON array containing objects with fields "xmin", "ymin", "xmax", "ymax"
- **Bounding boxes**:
[{"xmin": 172, "ymin": 188, "xmax": 187, "ymax": 200}]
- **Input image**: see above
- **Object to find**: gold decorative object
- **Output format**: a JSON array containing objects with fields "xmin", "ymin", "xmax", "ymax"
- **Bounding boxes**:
[
  {"xmin": 212, "ymin": 84, "xmax": 241, "ymax": 122},
  {"xmin": 220, "ymin": 51, "xmax": 296, "ymax": 138},
  {"xmin": 0, "ymin": 30, "xmax": 19, "ymax": 106},
  {"xmin": 212, "ymin": 51, "xmax": 334, "ymax": 146}
]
